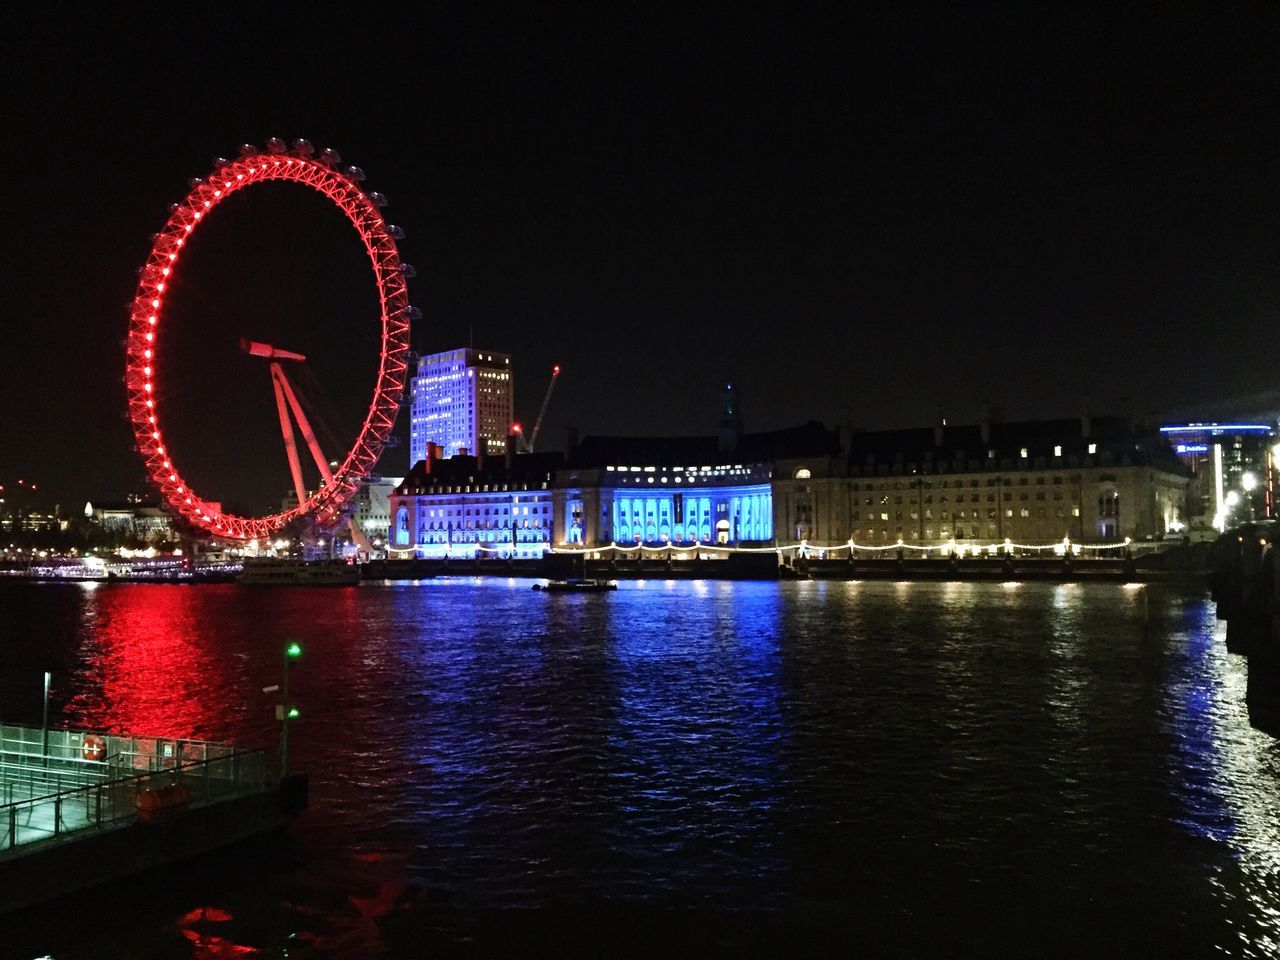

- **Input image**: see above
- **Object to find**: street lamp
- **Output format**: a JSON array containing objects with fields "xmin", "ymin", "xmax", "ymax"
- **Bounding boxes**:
[
  {"xmin": 1242, "ymin": 472, "xmax": 1257, "ymax": 492},
  {"xmin": 277, "ymin": 640, "xmax": 302, "ymax": 777}
]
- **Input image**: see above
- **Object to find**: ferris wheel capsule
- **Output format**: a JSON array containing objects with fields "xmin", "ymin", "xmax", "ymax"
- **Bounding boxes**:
[
  {"xmin": 387, "ymin": 224, "xmax": 405, "ymax": 239},
  {"xmin": 345, "ymin": 165, "xmax": 366, "ymax": 182},
  {"xmin": 212, "ymin": 156, "xmax": 230, "ymax": 169},
  {"xmin": 401, "ymin": 263, "xmax": 417, "ymax": 278},
  {"xmin": 238, "ymin": 143, "xmax": 259, "ymax": 156},
  {"xmin": 319, "ymin": 147, "xmax": 342, "ymax": 166},
  {"xmin": 188, "ymin": 177, "xmax": 206, "ymax": 188},
  {"xmin": 291, "ymin": 139, "xmax": 314, "ymax": 156},
  {"xmin": 367, "ymin": 191, "xmax": 388, "ymax": 207},
  {"xmin": 265, "ymin": 137, "xmax": 287, "ymax": 154}
]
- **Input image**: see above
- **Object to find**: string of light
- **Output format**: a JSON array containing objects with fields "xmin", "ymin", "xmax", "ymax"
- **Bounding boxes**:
[{"xmin": 547, "ymin": 536, "xmax": 1134, "ymax": 557}]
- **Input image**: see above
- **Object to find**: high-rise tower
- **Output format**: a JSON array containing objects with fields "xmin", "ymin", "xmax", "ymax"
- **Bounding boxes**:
[{"xmin": 409, "ymin": 348, "xmax": 513, "ymax": 464}]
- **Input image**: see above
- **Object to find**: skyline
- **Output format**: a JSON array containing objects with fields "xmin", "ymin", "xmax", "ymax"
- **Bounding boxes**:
[{"xmin": 2, "ymin": 10, "xmax": 1278, "ymax": 510}]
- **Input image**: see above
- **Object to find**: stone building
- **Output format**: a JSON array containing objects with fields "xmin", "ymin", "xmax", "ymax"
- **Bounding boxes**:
[
  {"xmin": 389, "ymin": 444, "xmax": 559, "ymax": 558},
  {"xmin": 773, "ymin": 414, "xmax": 1189, "ymax": 548},
  {"xmin": 548, "ymin": 415, "xmax": 837, "ymax": 548}
]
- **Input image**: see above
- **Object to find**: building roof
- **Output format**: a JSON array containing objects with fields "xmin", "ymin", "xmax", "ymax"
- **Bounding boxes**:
[
  {"xmin": 566, "ymin": 420, "xmax": 839, "ymax": 468},
  {"xmin": 397, "ymin": 451, "xmax": 563, "ymax": 493},
  {"xmin": 841, "ymin": 416, "xmax": 1186, "ymax": 474}
]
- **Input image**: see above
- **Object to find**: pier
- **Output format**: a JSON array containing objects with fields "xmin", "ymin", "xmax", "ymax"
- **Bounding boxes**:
[
  {"xmin": 1210, "ymin": 522, "xmax": 1280, "ymax": 737},
  {"xmin": 0, "ymin": 724, "xmax": 301, "ymax": 913}
]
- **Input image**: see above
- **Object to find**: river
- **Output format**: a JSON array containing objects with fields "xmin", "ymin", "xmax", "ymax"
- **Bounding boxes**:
[{"xmin": 1, "ymin": 579, "xmax": 1277, "ymax": 958}]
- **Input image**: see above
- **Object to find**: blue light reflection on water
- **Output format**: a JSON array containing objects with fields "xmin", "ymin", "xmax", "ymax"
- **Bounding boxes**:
[
  {"xmin": 1166, "ymin": 597, "xmax": 1239, "ymax": 847},
  {"xmin": 2, "ymin": 578, "xmax": 1279, "ymax": 956},
  {"xmin": 602, "ymin": 581, "xmax": 790, "ymax": 904}
]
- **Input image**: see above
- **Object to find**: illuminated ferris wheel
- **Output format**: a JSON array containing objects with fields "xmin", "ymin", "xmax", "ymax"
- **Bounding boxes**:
[{"xmin": 123, "ymin": 139, "xmax": 415, "ymax": 542}]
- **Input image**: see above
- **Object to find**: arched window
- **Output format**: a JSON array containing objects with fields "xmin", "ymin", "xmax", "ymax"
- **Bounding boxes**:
[
  {"xmin": 395, "ymin": 507, "xmax": 410, "ymax": 545},
  {"xmin": 794, "ymin": 468, "xmax": 812, "ymax": 479}
]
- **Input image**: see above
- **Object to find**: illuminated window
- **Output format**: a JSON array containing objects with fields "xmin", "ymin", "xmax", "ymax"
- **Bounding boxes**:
[
  {"xmin": 1019, "ymin": 448, "xmax": 1028, "ymax": 458},
  {"xmin": 1053, "ymin": 445, "xmax": 1062, "ymax": 457},
  {"xmin": 1088, "ymin": 443, "xmax": 1097, "ymax": 454},
  {"xmin": 794, "ymin": 468, "xmax": 811, "ymax": 479}
]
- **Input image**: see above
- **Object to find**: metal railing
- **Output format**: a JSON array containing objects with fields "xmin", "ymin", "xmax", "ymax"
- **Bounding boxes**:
[{"xmin": 0, "ymin": 725, "xmax": 268, "ymax": 857}]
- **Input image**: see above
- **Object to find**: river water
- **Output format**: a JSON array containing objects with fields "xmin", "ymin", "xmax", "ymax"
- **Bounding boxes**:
[{"xmin": 1, "ymin": 579, "xmax": 1277, "ymax": 958}]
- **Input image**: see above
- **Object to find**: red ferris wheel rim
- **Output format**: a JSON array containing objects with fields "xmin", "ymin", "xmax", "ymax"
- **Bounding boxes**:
[{"xmin": 124, "ymin": 144, "xmax": 412, "ymax": 542}]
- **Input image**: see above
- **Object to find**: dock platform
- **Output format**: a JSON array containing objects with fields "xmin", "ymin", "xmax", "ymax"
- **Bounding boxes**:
[{"xmin": 1, "ymin": 724, "xmax": 301, "ymax": 913}]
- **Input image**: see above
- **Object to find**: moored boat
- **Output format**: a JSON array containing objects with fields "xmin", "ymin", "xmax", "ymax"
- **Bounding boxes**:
[
  {"xmin": 237, "ymin": 559, "xmax": 361, "ymax": 586},
  {"xmin": 532, "ymin": 578, "xmax": 618, "ymax": 592}
]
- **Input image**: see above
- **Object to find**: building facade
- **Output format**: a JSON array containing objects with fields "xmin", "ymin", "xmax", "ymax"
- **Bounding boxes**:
[
  {"xmin": 548, "ymin": 422, "xmax": 836, "ymax": 548},
  {"xmin": 389, "ymin": 411, "xmax": 1195, "ymax": 556},
  {"xmin": 389, "ymin": 448, "xmax": 558, "ymax": 558},
  {"xmin": 409, "ymin": 348, "xmax": 513, "ymax": 464},
  {"xmin": 1160, "ymin": 422, "xmax": 1277, "ymax": 534},
  {"xmin": 83, "ymin": 497, "xmax": 174, "ymax": 543},
  {"xmin": 352, "ymin": 475, "xmax": 403, "ymax": 545},
  {"xmin": 772, "ymin": 415, "xmax": 1190, "ymax": 548}
]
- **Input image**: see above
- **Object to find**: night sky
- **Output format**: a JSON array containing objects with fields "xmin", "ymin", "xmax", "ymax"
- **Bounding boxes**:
[{"xmin": 2, "ymin": 9, "xmax": 1277, "ymax": 512}]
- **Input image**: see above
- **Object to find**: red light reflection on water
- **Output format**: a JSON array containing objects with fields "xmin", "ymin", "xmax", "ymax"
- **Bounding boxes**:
[
  {"xmin": 63, "ymin": 586, "xmax": 228, "ymax": 740},
  {"xmin": 177, "ymin": 905, "xmax": 262, "ymax": 957}
]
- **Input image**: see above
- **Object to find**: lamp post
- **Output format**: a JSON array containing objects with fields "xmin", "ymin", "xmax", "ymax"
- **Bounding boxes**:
[
  {"xmin": 278, "ymin": 640, "xmax": 302, "ymax": 778},
  {"xmin": 41, "ymin": 671, "xmax": 51, "ymax": 767}
]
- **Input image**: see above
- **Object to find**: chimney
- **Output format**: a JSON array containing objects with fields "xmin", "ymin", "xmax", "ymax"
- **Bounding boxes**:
[
  {"xmin": 458, "ymin": 446, "xmax": 469, "ymax": 458},
  {"xmin": 505, "ymin": 433, "xmax": 517, "ymax": 471},
  {"xmin": 980, "ymin": 401, "xmax": 999, "ymax": 445},
  {"xmin": 1080, "ymin": 393, "xmax": 1092, "ymax": 439},
  {"xmin": 565, "ymin": 425, "xmax": 579, "ymax": 460},
  {"xmin": 837, "ymin": 422, "xmax": 858, "ymax": 457}
]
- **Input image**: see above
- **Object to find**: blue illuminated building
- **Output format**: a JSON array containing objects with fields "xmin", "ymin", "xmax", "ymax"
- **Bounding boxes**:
[
  {"xmin": 389, "ymin": 447, "xmax": 558, "ymax": 558},
  {"xmin": 409, "ymin": 348, "xmax": 513, "ymax": 464},
  {"xmin": 389, "ymin": 390, "xmax": 838, "ymax": 553},
  {"xmin": 1160, "ymin": 421, "xmax": 1278, "ymax": 530},
  {"xmin": 551, "ymin": 419, "xmax": 838, "ymax": 547}
]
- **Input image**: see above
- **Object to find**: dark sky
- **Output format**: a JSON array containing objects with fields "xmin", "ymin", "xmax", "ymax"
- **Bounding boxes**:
[{"xmin": 1, "ymin": 8, "xmax": 1277, "ymax": 512}]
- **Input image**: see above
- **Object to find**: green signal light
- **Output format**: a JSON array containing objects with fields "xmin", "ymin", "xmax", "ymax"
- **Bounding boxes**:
[
  {"xmin": 287, "ymin": 707, "xmax": 300, "ymax": 719},
  {"xmin": 286, "ymin": 642, "xmax": 302, "ymax": 658}
]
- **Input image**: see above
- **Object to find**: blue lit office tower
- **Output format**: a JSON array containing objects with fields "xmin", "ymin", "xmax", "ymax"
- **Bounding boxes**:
[
  {"xmin": 409, "ymin": 348, "xmax": 513, "ymax": 464},
  {"xmin": 1160, "ymin": 421, "xmax": 1278, "ymax": 531}
]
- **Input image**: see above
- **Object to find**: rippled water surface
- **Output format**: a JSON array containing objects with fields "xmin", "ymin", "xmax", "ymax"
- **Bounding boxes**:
[{"xmin": 1, "ymin": 579, "xmax": 1278, "ymax": 957}]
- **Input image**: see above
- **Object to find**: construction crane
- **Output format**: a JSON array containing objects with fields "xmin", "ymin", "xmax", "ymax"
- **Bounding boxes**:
[{"xmin": 514, "ymin": 364, "xmax": 561, "ymax": 453}]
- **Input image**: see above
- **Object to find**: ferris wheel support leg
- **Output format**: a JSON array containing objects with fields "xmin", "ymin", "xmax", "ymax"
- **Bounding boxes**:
[
  {"xmin": 271, "ymin": 363, "xmax": 309, "ymax": 507},
  {"xmin": 276, "ymin": 369, "xmax": 335, "ymax": 486},
  {"xmin": 348, "ymin": 517, "xmax": 374, "ymax": 557}
]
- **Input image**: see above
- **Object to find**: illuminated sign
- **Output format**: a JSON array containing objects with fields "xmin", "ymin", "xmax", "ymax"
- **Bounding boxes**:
[{"xmin": 1160, "ymin": 424, "xmax": 1273, "ymax": 434}]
